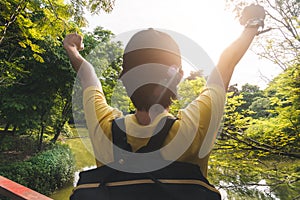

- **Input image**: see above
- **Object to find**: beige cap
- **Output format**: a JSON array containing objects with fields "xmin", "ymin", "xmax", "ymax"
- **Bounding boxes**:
[{"xmin": 120, "ymin": 28, "xmax": 182, "ymax": 78}]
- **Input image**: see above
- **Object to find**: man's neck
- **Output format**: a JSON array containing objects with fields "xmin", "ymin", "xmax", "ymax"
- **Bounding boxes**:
[{"xmin": 135, "ymin": 105, "xmax": 168, "ymax": 125}]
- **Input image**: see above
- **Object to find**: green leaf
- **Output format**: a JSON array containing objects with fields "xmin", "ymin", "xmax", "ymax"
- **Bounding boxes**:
[
  {"xmin": 18, "ymin": 41, "xmax": 27, "ymax": 48},
  {"xmin": 33, "ymin": 53, "xmax": 45, "ymax": 63}
]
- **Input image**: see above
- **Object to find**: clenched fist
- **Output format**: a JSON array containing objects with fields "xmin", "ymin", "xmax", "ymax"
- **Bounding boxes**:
[
  {"xmin": 63, "ymin": 33, "xmax": 84, "ymax": 51},
  {"xmin": 239, "ymin": 4, "xmax": 266, "ymax": 26}
]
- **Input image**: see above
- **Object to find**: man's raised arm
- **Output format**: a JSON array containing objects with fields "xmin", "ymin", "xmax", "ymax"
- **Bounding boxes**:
[
  {"xmin": 208, "ymin": 4, "xmax": 266, "ymax": 90},
  {"xmin": 63, "ymin": 33, "xmax": 101, "ymax": 90}
]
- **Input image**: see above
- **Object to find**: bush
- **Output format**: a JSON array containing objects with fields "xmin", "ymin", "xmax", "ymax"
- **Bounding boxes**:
[
  {"xmin": 62, "ymin": 122, "xmax": 74, "ymax": 137},
  {"xmin": 0, "ymin": 144, "xmax": 75, "ymax": 195}
]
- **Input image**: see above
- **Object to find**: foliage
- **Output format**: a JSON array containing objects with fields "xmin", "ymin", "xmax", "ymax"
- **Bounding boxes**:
[
  {"xmin": 170, "ymin": 76, "xmax": 206, "ymax": 115},
  {"xmin": 238, "ymin": 83, "xmax": 264, "ymax": 114},
  {"xmin": 258, "ymin": 64, "xmax": 299, "ymax": 154},
  {"xmin": 0, "ymin": 144, "xmax": 75, "ymax": 195},
  {"xmin": 0, "ymin": 0, "xmax": 81, "ymax": 148},
  {"xmin": 61, "ymin": 122, "xmax": 74, "ymax": 138},
  {"xmin": 0, "ymin": 0, "xmax": 72, "ymax": 86},
  {"xmin": 211, "ymin": 65, "xmax": 300, "ymax": 199},
  {"xmin": 0, "ymin": 35, "xmax": 76, "ymax": 149},
  {"xmin": 110, "ymin": 81, "xmax": 135, "ymax": 114},
  {"xmin": 69, "ymin": 0, "xmax": 115, "ymax": 25},
  {"xmin": 225, "ymin": 0, "xmax": 299, "ymax": 71},
  {"xmin": 0, "ymin": 0, "xmax": 116, "ymax": 87},
  {"xmin": 1, "ymin": 0, "xmax": 299, "ymax": 199},
  {"xmin": 221, "ymin": 92, "xmax": 252, "ymax": 138},
  {"xmin": 161, "ymin": 70, "xmax": 299, "ymax": 198},
  {"xmin": 69, "ymin": 26, "xmax": 124, "ymax": 129},
  {"xmin": 249, "ymin": 97, "xmax": 272, "ymax": 119},
  {"xmin": 83, "ymin": 26, "xmax": 124, "ymax": 104},
  {"xmin": 0, "ymin": 23, "xmax": 123, "ymax": 148},
  {"xmin": 0, "ymin": 135, "xmax": 38, "ymax": 164},
  {"xmin": 0, "ymin": 0, "xmax": 119, "ymax": 197}
]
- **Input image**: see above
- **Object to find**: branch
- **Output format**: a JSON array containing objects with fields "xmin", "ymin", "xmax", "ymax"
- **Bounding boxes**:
[
  {"xmin": 255, "ymin": 41, "xmax": 287, "ymax": 70},
  {"xmin": 218, "ymin": 180, "xmax": 285, "ymax": 189},
  {"xmin": 258, "ymin": 69, "xmax": 272, "ymax": 83},
  {"xmin": 0, "ymin": 0, "xmax": 28, "ymax": 45},
  {"xmin": 257, "ymin": 27, "xmax": 274, "ymax": 35},
  {"xmin": 281, "ymin": 0, "xmax": 300, "ymax": 41},
  {"xmin": 221, "ymin": 132, "xmax": 300, "ymax": 158},
  {"xmin": 293, "ymin": 195, "xmax": 300, "ymax": 200}
]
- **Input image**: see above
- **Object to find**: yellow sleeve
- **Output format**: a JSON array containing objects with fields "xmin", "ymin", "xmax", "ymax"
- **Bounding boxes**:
[
  {"xmin": 83, "ymin": 86, "xmax": 123, "ymax": 165},
  {"xmin": 196, "ymin": 86, "xmax": 226, "ymax": 158},
  {"xmin": 174, "ymin": 85, "xmax": 226, "ymax": 159}
]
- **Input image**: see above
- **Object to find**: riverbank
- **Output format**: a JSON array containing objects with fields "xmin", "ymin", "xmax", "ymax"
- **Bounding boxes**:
[
  {"xmin": 3, "ymin": 127, "xmax": 297, "ymax": 199},
  {"xmin": 50, "ymin": 125, "xmax": 300, "ymax": 200},
  {"xmin": 0, "ymin": 134, "xmax": 75, "ymax": 197},
  {"xmin": 49, "ymin": 127, "xmax": 96, "ymax": 200}
]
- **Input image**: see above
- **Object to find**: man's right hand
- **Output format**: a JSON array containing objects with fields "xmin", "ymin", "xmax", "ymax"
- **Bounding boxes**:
[
  {"xmin": 63, "ymin": 33, "xmax": 84, "ymax": 52},
  {"xmin": 239, "ymin": 4, "xmax": 266, "ymax": 26},
  {"xmin": 63, "ymin": 33, "xmax": 84, "ymax": 72}
]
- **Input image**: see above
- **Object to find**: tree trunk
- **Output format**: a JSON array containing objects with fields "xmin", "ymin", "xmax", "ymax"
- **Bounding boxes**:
[
  {"xmin": 38, "ymin": 123, "xmax": 45, "ymax": 151},
  {"xmin": 51, "ymin": 118, "xmax": 69, "ymax": 143},
  {"xmin": 38, "ymin": 111, "xmax": 47, "ymax": 151},
  {"xmin": 4, "ymin": 123, "xmax": 10, "ymax": 132},
  {"xmin": 51, "ymin": 125, "xmax": 62, "ymax": 143},
  {"xmin": 51, "ymin": 101, "xmax": 72, "ymax": 143},
  {"xmin": 0, "ymin": 132, "xmax": 6, "ymax": 145},
  {"xmin": 12, "ymin": 126, "xmax": 17, "ymax": 135}
]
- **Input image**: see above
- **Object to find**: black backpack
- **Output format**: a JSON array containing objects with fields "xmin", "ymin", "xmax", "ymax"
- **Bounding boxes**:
[{"xmin": 70, "ymin": 117, "xmax": 221, "ymax": 200}]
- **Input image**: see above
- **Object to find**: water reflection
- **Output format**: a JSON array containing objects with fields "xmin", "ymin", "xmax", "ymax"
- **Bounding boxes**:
[
  {"xmin": 53, "ymin": 166, "xmax": 280, "ymax": 200},
  {"xmin": 218, "ymin": 179, "xmax": 280, "ymax": 200},
  {"xmin": 73, "ymin": 166, "xmax": 96, "ymax": 186},
  {"xmin": 249, "ymin": 180, "xmax": 279, "ymax": 200},
  {"xmin": 51, "ymin": 135, "xmax": 297, "ymax": 199}
]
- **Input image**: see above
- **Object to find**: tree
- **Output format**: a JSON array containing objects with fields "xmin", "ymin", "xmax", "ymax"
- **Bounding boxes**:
[
  {"xmin": 110, "ymin": 81, "xmax": 135, "ymax": 114},
  {"xmin": 0, "ymin": 0, "xmax": 116, "ymax": 87},
  {"xmin": 0, "ymin": 0, "xmax": 74, "ymax": 86},
  {"xmin": 262, "ymin": 64, "xmax": 300, "ymax": 153},
  {"xmin": 211, "ymin": 84, "xmax": 299, "ymax": 199},
  {"xmin": 225, "ymin": 0, "xmax": 299, "ymax": 71},
  {"xmin": 0, "ymin": 35, "xmax": 75, "ymax": 149},
  {"xmin": 240, "ymin": 84, "xmax": 263, "ymax": 109},
  {"xmin": 249, "ymin": 97, "xmax": 272, "ymax": 118},
  {"xmin": 169, "ymin": 71, "xmax": 206, "ymax": 115},
  {"xmin": 71, "ymin": 26, "xmax": 124, "ymax": 130},
  {"xmin": 211, "ymin": 68, "xmax": 299, "ymax": 198},
  {"xmin": 219, "ymin": 1, "xmax": 300, "ymax": 198},
  {"xmin": 82, "ymin": 27, "xmax": 124, "ymax": 104},
  {"xmin": 69, "ymin": 0, "xmax": 115, "ymax": 27},
  {"xmin": 0, "ymin": 0, "xmax": 118, "ymax": 148}
]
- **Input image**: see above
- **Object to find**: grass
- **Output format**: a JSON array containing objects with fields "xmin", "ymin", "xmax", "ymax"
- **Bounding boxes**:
[
  {"xmin": 0, "ymin": 125, "xmax": 97, "ymax": 200},
  {"xmin": 0, "ymin": 134, "xmax": 40, "ymax": 165}
]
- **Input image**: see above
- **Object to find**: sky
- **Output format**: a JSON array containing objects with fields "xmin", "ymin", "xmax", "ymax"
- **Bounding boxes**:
[{"xmin": 84, "ymin": 0, "xmax": 282, "ymax": 89}]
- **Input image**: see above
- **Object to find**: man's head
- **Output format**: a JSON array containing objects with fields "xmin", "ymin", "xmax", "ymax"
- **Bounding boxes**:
[{"xmin": 120, "ymin": 28, "xmax": 183, "ymax": 112}]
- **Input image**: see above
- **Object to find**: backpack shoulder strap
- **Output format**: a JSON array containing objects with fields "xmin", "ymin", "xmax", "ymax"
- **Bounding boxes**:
[
  {"xmin": 111, "ymin": 117, "xmax": 177, "ymax": 154},
  {"xmin": 137, "ymin": 117, "xmax": 177, "ymax": 153},
  {"xmin": 111, "ymin": 118, "xmax": 132, "ymax": 152}
]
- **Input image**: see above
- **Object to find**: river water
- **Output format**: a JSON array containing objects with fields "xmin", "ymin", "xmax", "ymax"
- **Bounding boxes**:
[
  {"xmin": 50, "ymin": 166, "xmax": 96, "ymax": 200},
  {"xmin": 49, "ymin": 133, "xmax": 96, "ymax": 200}
]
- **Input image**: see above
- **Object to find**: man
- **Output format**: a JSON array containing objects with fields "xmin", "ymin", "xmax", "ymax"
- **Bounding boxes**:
[{"xmin": 64, "ymin": 2, "xmax": 265, "ymax": 192}]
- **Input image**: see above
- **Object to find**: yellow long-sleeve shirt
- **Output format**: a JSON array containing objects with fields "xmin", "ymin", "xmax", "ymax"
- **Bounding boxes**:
[{"xmin": 82, "ymin": 79, "xmax": 225, "ymax": 177}]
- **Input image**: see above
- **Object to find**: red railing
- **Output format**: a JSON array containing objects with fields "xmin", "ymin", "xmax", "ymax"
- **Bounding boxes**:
[{"xmin": 0, "ymin": 176, "xmax": 53, "ymax": 200}]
